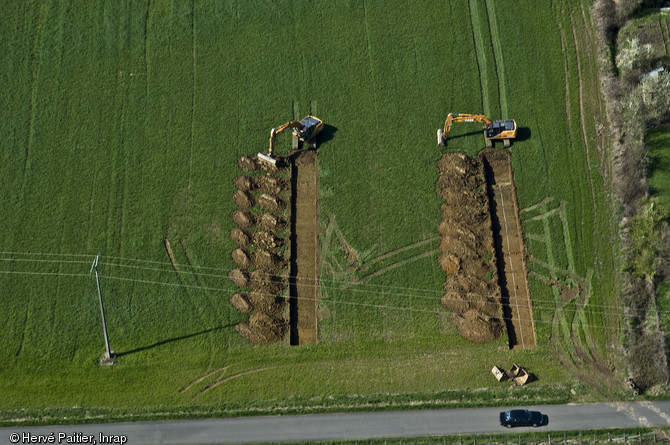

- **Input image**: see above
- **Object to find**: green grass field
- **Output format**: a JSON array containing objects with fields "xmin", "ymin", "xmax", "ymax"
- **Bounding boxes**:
[{"xmin": 0, "ymin": 0, "xmax": 623, "ymax": 424}]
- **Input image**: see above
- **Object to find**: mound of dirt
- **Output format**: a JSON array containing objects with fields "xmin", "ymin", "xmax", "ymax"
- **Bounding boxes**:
[
  {"xmin": 228, "ymin": 268, "xmax": 250, "ymax": 288},
  {"xmin": 250, "ymin": 269, "xmax": 287, "ymax": 294},
  {"xmin": 256, "ymin": 175, "xmax": 285, "ymax": 195},
  {"xmin": 238, "ymin": 155, "xmax": 257, "ymax": 172},
  {"xmin": 257, "ymin": 193, "xmax": 285, "ymax": 212},
  {"xmin": 233, "ymin": 175, "xmax": 256, "ymax": 192},
  {"xmin": 255, "ymin": 249, "xmax": 286, "ymax": 272},
  {"xmin": 229, "ymin": 154, "xmax": 291, "ymax": 344},
  {"xmin": 230, "ymin": 292, "xmax": 253, "ymax": 314},
  {"xmin": 235, "ymin": 312, "xmax": 287, "ymax": 344},
  {"xmin": 231, "ymin": 210, "xmax": 255, "ymax": 229},
  {"xmin": 232, "ymin": 248, "xmax": 251, "ymax": 268},
  {"xmin": 435, "ymin": 152, "xmax": 501, "ymax": 343},
  {"xmin": 441, "ymin": 292, "xmax": 502, "ymax": 318},
  {"xmin": 450, "ymin": 311, "xmax": 504, "ymax": 343},
  {"xmin": 253, "ymin": 231, "xmax": 283, "ymax": 251},
  {"xmin": 248, "ymin": 291, "xmax": 286, "ymax": 315},
  {"xmin": 233, "ymin": 190, "xmax": 255, "ymax": 209},
  {"xmin": 438, "ymin": 253, "xmax": 461, "ymax": 275},
  {"xmin": 230, "ymin": 227, "xmax": 251, "ymax": 248},
  {"xmin": 258, "ymin": 213, "xmax": 285, "ymax": 233}
]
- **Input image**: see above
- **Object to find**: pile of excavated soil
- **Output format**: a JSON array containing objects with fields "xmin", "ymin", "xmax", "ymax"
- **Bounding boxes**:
[
  {"xmin": 436, "ymin": 152, "xmax": 503, "ymax": 343},
  {"xmin": 253, "ymin": 231, "xmax": 283, "ymax": 251},
  {"xmin": 450, "ymin": 310, "xmax": 504, "ymax": 343},
  {"xmin": 231, "ymin": 210, "xmax": 255, "ymax": 229},
  {"xmin": 257, "ymin": 213, "xmax": 285, "ymax": 233},
  {"xmin": 230, "ymin": 227, "xmax": 251, "ymax": 248},
  {"xmin": 230, "ymin": 292, "xmax": 252, "ymax": 313},
  {"xmin": 228, "ymin": 268, "xmax": 250, "ymax": 288},
  {"xmin": 235, "ymin": 312, "xmax": 287, "ymax": 344},
  {"xmin": 237, "ymin": 155, "xmax": 257, "ymax": 172},
  {"xmin": 233, "ymin": 190, "xmax": 255, "ymax": 209},
  {"xmin": 257, "ymin": 193, "xmax": 285, "ymax": 212},
  {"xmin": 229, "ymin": 155, "xmax": 291, "ymax": 344},
  {"xmin": 233, "ymin": 175, "xmax": 256, "ymax": 192},
  {"xmin": 256, "ymin": 175, "xmax": 285, "ymax": 195},
  {"xmin": 232, "ymin": 248, "xmax": 252, "ymax": 268}
]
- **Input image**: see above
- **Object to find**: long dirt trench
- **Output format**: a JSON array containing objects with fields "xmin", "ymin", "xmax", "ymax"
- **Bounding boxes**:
[
  {"xmin": 289, "ymin": 151, "xmax": 319, "ymax": 345},
  {"xmin": 481, "ymin": 149, "xmax": 536, "ymax": 349}
]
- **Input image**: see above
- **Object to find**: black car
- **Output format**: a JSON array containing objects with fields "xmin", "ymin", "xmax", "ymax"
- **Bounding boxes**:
[{"xmin": 499, "ymin": 409, "xmax": 543, "ymax": 428}]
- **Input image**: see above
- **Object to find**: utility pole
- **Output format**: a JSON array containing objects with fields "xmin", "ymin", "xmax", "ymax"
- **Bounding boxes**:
[{"xmin": 90, "ymin": 254, "xmax": 113, "ymax": 364}]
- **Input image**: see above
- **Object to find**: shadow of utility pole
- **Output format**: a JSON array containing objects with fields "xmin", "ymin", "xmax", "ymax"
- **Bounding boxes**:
[{"xmin": 115, "ymin": 325, "xmax": 235, "ymax": 357}]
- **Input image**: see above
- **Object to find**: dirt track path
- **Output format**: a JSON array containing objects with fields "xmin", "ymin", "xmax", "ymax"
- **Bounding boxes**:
[
  {"xmin": 482, "ymin": 150, "xmax": 535, "ymax": 349},
  {"xmin": 290, "ymin": 151, "xmax": 318, "ymax": 345}
]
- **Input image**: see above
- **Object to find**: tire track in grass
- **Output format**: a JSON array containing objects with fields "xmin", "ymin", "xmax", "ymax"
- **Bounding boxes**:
[
  {"xmin": 15, "ymin": 0, "xmax": 52, "ymax": 359},
  {"xmin": 143, "ymin": 0, "xmax": 150, "ymax": 99},
  {"xmin": 570, "ymin": 11, "xmax": 597, "ymax": 216},
  {"xmin": 187, "ymin": 0, "xmax": 195, "ymax": 192},
  {"xmin": 484, "ymin": 0, "xmax": 507, "ymax": 117},
  {"xmin": 20, "ymin": 0, "xmax": 51, "ymax": 206},
  {"xmin": 362, "ymin": 0, "xmax": 381, "ymax": 141},
  {"xmin": 468, "ymin": 0, "xmax": 489, "ymax": 115},
  {"xmin": 555, "ymin": 6, "xmax": 574, "ymax": 148}
]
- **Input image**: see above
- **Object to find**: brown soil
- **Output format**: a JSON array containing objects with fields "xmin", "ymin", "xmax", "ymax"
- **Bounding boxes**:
[
  {"xmin": 257, "ymin": 193, "xmax": 285, "ymax": 213},
  {"xmin": 230, "ymin": 227, "xmax": 251, "ymax": 248},
  {"xmin": 290, "ymin": 150, "xmax": 319, "ymax": 345},
  {"xmin": 253, "ymin": 230, "xmax": 283, "ymax": 251},
  {"xmin": 255, "ymin": 249, "xmax": 286, "ymax": 272},
  {"xmin": 248, "ymin": 290, "xmax": 286, "ymax": 315},
  {"xmin": 232, "ymin": 248, "xmax": 252, "ymax": 268},
  {"xmin": 257, "ymin": 213, "xmax": 286, "ymax": 233},
  {"xmin": 479, "ymin": 148, "xmax": 535, "ymax": 349},
  {"xmin": 435, "ymin": 152, "xmax": 503, "ymax": 343},
  {"xmin": 233, "ymin": 175, "xmax": 256, "ymax": 192},
  {"xmin": 249, "ymin": 269, "xmax": 287, "ymax": 294},
  {"xmin": 438, "ymin": 253, "xmax": 461, "ymax": 275},
  {"xmin": 230, "ymin": 292, "xmax": 253, "ymax": 313},
  {"xmin": 228, "ymin": 268, "xmax": 250, "ymax": 288},
  {"xmin": 450, "ymin": 310, "xmax": 504, "ymax": 343},
  {"xmin": 235, "ymin": 312, "xmax": 287, "ymax": 344},
  {"xmin": 233, "ymin": 190, "xmax": 255, "ymax": 209},
  {"xmin": 231, "ymin": 210, "xmax": 256, "ymax": 229},
  {"xmin": 228, "ymin": 154, "xmax": 293, "ymax": 344},
  {"xmin": 256, "ymin": 175, "xmax": 285, "ymax": 195},
  {"xmin": 237, "ymin": 155, "xmax": 257, "ymax": 172}
]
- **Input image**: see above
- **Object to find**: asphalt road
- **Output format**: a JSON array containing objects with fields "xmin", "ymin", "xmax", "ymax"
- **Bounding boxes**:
[{"xmin": 3, "ymin": 401, "xmax": 670, "ymax": 445}]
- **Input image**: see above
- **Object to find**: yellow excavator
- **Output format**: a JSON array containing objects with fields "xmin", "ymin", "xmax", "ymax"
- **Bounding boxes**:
[
  {"xmin": 437, "ymin": 113, "xmax": 517, "ymax": 148},
  {"xmin": 257, "ymin": 115, "xmax": 324, "ymax": 166}
]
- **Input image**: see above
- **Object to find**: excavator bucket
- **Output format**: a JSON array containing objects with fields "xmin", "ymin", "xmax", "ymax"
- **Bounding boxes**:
[{"xmin": 257, "ymin": 152, "xmax": 278, "ymax": 166}]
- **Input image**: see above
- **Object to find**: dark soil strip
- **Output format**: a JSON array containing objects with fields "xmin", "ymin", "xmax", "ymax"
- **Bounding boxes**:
[
  {"xmin": 288, "ymin": 151, "xmax": 319, "ymax": 345},
  {"xmin": 481, "ymin": 150, "xmax": 536, "ymax": 349}
]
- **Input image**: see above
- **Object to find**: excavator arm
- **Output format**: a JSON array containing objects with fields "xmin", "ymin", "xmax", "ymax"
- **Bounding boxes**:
[
  {"xmin": 268, "ymin": 121, "xmax": 302, "ymax": 156},
  {"xmin": 442, "ymin": 113, "xmax": 492, "ymax": 139}
]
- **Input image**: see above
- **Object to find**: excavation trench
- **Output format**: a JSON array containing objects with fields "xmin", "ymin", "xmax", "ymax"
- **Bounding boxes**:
[
  {"xmin": 481, "ymin": 149, "xmax": 535, "ymax": 349},
  {"xmin": 288, "ymin": 151, "xmax": 319, "ymax": 345}
]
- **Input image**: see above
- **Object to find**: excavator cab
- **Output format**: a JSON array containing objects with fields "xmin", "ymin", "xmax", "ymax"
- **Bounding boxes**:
[
  {"xmin": 296, "ymin": 115, "xmax": 324, "ymax": 143},
  {"xmin": 484, "ymin": 120, "xmax": 516, "ymax": 148}
]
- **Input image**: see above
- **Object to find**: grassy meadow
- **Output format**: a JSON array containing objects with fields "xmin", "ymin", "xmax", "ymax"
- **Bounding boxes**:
[{"xmin": 0, "ymin": 0, "xmax": 623, "ymax": 424}]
